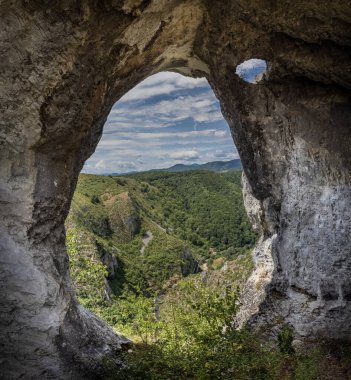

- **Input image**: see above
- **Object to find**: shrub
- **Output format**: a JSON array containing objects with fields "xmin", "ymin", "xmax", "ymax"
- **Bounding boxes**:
[
  {"xmin": 66, "ymin": 228, "xmax": 108, "ymax": 309},
  {"xmin": 278, "ymin": 325, "xmax": 295, "ymax": 355},
  {"xmin": 106, "ymin": 278, "xmax": 281, "ymax": 379},
  {"xmin": 91, "ymin": 194, "xmax": 100, "ymax": 204}
]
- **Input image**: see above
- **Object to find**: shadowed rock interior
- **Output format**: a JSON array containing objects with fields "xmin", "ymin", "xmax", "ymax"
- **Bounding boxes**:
[{"xmin": 0, "ymin": 1, "xmax": 350, "ymax": 378}]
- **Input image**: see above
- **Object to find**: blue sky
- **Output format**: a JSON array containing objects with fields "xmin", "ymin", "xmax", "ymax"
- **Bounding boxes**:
[{"xmin": 83, "ymin": 60, "xmax": 266, "ymax": 174}]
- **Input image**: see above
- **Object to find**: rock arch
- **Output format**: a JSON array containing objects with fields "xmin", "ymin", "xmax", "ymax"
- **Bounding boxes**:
[{"xmin": 0, "ymin": 1, "xmax": 350, "ymax": 378}]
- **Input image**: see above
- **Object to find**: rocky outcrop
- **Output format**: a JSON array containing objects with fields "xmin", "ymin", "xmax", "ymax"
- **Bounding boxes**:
[
  {"xmin": 181, "ymin": 248, "xmax": 201, "ymax": 277},
  {"xmin": 108, "ymin": 192, "xmax": 141, "ymax": 242},
  {"xmin": 95, "ymin": 240, "xmax": 119, "ymax": 280},
  {"xmin": 77, "ymin": 205, "xmax": 113, "ymax": 237},
  {"xmin": 236, "ymin": 174, "xmax": 275, "ymax": 330},
  {"xmin": 0, "ymin": 0, "xmax": 350, "ymax": 377}
]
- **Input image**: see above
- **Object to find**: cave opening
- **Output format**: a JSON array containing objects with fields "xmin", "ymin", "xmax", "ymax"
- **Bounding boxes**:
[
  {"xmin": 82, "ymin": 72, "xmax": 237, "ymax": 175},
  {"xmin": 2, "ymin": 2, "xmax": 350, "ymax": 377},
  {"xmin": 66, "ymin": 71, "xmax": 259, "ymax": 347},
  {"xmin": 235, "ymin": 59, "xmax": 267, "ymax": 84}
]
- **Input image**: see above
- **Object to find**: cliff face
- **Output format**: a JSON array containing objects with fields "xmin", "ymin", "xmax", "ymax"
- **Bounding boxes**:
[{"xmin": 0, "ymin": 1, "xmax": 350, "ymax": 377}]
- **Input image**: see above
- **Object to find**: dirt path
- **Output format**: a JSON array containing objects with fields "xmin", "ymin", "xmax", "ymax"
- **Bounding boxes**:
[{"xmin": 140, "ymin": 230, "xmax": 153, "ymax": 254}]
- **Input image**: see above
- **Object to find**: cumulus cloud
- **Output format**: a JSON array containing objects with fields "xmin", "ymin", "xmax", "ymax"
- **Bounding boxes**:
[
  {"xmin": 235, "ymin": 58, "xmax": 267, "ymax": 83},
  {"xmin": 170, "ymin": 150, "xmax": 200, "ymax": 161},
  {"xmin": 214, "ymin": 130, "xmax": 227, "ymax": 137},
  {"xmin": 84, "ymin": 159, "xmax": 138, "ymax": 174},
  {"xmin": 82, "ymin": 72, "xmax": 238, "ymax": 174},
  {"xmin": 197, "ymin": 149, "xmax": 240, "ymax": 162},
  {"xmin": 119, "ymin": 72, "xmax": 208, "ymax": 102},
  {"xmin": 100, "ymin": 129, "xmax": 225, "ymax": 142},
  {"xmin": 112, "ymin": 94, "xmax": 223, "ymax": 126}
]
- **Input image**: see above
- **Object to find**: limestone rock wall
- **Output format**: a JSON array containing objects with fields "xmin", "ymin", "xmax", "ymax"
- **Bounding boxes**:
[
  {"xmin": 196, "ymin": 1, "xmax": 351, "ymax": 339},
  {"xmin": 0, "ymin": 0, "xmax": 350, "ymax": 377}
]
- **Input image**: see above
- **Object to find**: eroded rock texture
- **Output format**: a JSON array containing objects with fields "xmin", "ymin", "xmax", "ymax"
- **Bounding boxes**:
[{"xmin": 0, "ymin": 0, "xmax": 350, "ymax": 377}]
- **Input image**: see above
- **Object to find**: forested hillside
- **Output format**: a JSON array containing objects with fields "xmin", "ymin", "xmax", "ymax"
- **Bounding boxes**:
[
  {"xmin": 65, "ymin": 170, "xmax": 348, "ymax": 379},
  {"xmin": 109, "ymin": 159, "xmax": 242, "ymax": 175},
  {"xmin": 127, "ymin": 170, "xmax": 256, "ymax": 257},
  {"xmin": 66, "ymin": 169, "xmax": 257, "ymax": 297}
]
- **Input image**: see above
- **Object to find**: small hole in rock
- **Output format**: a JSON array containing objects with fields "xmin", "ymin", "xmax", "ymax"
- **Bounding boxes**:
[{"xmin": 235, "ymin": 58, "xmax": 267, "ymax": 84}]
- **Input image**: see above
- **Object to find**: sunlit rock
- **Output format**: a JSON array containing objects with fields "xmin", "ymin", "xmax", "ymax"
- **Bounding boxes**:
[{"xmin": 0, "ymin": 1, "xmax": 350, "ymax": 377}]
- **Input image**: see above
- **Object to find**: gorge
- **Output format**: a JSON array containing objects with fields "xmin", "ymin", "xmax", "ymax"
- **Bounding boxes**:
[{"xmin": 0, "ymin": 1, "xmax": 350, "ymax": 378}]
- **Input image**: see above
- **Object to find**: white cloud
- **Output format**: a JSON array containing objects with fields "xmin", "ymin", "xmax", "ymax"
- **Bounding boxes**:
[
  {"xmin": 139, "ymin": 72, "xmax": 208, "ymax": 88},
  {"xmin": 82, "ymin": 72, "xmax": 238, "ymax": 174},
  {"xmin": 98, "ymin": 129, "xmax": 225, "ymax": 143},
  {"xmin": 214, "ymin": 130, "xmax": 227, "ymax": 137},
  {"xmin": 84, "ymin": 160, "xmax": 139, "ymax": 173},
  {"xmin": 95, "ymin": 159, "xmax": 106, "ymax": 169},
  {"xmin": 111, "ymin": 94, "xmax": 223, "ymax": 126},
  {"xmin": 119, "ymin": 83, "xmax": 178, "ymax": 102},
  {"xmin": 235, "ymin": 58, "xmax": 266, "ymax": 83},
  {"xmin": 236, "ymin": 58, "xmax": 265, "ymax": 72},
  {"xmin": 206, "ymin": 150, "xmax": 239, "ymax": 160},
  {"xmin": 170, "ymin": 150, "xmax": 200, "ymax": 161},
  {"xmin": 119, "ymin": 72, "xmax": 208, "ymax": 102}
]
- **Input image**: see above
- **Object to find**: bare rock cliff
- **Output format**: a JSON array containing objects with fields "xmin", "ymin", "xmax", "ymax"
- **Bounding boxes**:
[{"xmin": 0, "ymin": 1, "xmax": 350, "ymax": 378}]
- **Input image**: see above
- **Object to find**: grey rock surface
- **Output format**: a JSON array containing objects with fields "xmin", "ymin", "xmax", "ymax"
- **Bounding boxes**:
[
  {"xmin": 108, "ymin": 193, "xmax": 141, "ymax": 241},
  {"xmin": 0, "ymin": 0, "xmax": 350, "ymax": 377}
]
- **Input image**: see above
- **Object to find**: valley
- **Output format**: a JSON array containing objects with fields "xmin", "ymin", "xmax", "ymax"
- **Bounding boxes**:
[
  {"xmin": 65, "ymin": 169, "xmax": 350, "ymax": 379},
  {"xmin": 66, "ymin": 169, "xmax": 257, "ymax": 301}
]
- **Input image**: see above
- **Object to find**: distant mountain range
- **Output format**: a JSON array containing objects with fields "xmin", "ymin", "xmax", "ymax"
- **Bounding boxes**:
[
  {"xmin": 156, "ymin": 159, "xmax": 242, "ymax": 173},
  {"xmin": 108, "ymin": 159, "xmax": 241, "ymax": 176}
]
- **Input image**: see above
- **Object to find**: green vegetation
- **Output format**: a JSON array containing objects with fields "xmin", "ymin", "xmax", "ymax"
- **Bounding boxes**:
[
  {"xmin": 98, "ymin": 275, "xmax": 351, "ymax": 380},
  {"xmin": 66, "ymin": 169, "xmax": 351, "ymax": 379},
  {"xmin": 128, "ymin": 170, "xmax": 256, "ymax": 258},
  {"xmin": 66, "ymin": 228, "xmax": 108, "ymax": 309},
  {"xmin": 278, "ymin": 326, "xmax": 295, "ymax": 355},
  {"xmin": 67, "ymin": 170, "xmax": 257, "ymax": 294},
  {"xmin": 105, "ymin": 278, "xmax": 282, "ymax": 380}
]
